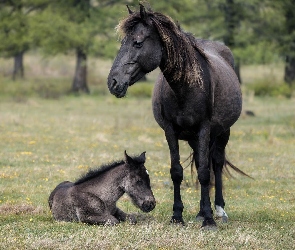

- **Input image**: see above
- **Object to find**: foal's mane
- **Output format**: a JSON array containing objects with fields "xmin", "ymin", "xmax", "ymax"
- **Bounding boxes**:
[
  {"xmin": 117, "ymin": 6, "xmax": 206, "ymax": 87},
  {"xmin": 74, "ymin": 160, "xmax": 124, "ymax": 185}
]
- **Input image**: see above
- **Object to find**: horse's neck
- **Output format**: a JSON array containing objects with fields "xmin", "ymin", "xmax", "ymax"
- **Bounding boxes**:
[
  {"xmin": 159, "ymin": 49, "xmax": 206, "ymax": 106},
  {"xmin": 159, "ymin": 64, "xmax": 190, "ymax": 106}
]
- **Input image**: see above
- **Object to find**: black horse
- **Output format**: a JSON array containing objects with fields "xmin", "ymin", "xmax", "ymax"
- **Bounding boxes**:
[
  {"xmin": 108, "ymin": 4, "xmax": 246, "ymax": 229},
  {"xmin": 49, "ymin": 151, "xmax": 156, "ymax": 225}
]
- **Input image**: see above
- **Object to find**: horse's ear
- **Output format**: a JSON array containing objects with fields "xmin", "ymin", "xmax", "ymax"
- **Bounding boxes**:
[
  {"xmin": 139, "ymin": 3, "xmax": 148, "ymax": 22},
  {"xmin": 126, "ymin": 5, "xmax": 133, "ymax": 15}
]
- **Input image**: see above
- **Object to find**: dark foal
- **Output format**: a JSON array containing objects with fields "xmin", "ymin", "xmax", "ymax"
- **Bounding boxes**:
[{"xmin": 49, "ymin": 151, "xmax": 156, "ymax": 225}]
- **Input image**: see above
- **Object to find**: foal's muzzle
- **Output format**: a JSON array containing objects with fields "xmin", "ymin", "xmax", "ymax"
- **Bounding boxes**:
[{"xmin": 141, "ymin": 198, "xmax": 156, "ymax": 212}]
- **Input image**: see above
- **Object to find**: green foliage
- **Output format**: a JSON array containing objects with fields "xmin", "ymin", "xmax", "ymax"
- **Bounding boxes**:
[
  {"xmin": 28, "ymin": 0, "xmax": 140, "ymax": 58},
  {"xmin": 0, "ymin": 4, "xmax": 30, "ymax": 56},
  {"xmin": 246, "ymin": 79, "xmax": 293, "ymax": 98},
  {"xmin": 1, "ymin": 0, "xmax": 295, "ymax": 88},
  {"xmin": 233, "ymin": 41, "xmax": 281, "ymax": 65}
]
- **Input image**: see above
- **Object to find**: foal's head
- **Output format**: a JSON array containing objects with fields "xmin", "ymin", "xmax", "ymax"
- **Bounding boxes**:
[{"xmin": 122, "ymin": 151, "xmax": 156, "ymax": 213}]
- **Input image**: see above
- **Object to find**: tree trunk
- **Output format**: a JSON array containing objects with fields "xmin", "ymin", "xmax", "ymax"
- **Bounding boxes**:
[
  {"xmin": 223, "ymin": 0, "xmax": 242, "ymax": 84},
  {"xmin": 12, "ymin": 51, "xmax": 24, "ymax": 80},
  {"xmin": 72, "ymin": 48, "xmax": 90, "ymax": 93},
  {"xmin": 284, "ymin": 55, "xmax": 295, "ymax": 85},
  {"xmin": 284, "ymin": 5, "xmax": 295, "ymax": 85}
]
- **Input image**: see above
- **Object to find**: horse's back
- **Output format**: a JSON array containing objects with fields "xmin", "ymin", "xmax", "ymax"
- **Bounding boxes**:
[{"xmin": 195, "ymin": 39, "xmax": 235, "ymax": 69}]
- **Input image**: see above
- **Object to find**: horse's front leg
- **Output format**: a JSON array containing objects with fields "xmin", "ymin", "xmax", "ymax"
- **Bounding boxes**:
[
  {"xmin": 198, "ymin": 121, "xmax": 216, "ymax": 229},
  {"xmin": 165, "ymin": 125, "xmax": 184, "ymax": 224}
]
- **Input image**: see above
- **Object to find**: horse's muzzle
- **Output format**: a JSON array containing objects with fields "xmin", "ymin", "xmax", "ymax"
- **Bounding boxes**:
[{"xmin": 108, "ymin": 79, "xmax": 128, "ymax": 98}]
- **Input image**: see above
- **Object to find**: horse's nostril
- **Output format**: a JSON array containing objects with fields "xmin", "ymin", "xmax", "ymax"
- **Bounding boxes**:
[{"xmin": 111, "ymin": 79, "xmax": 117, "ymax": 89}]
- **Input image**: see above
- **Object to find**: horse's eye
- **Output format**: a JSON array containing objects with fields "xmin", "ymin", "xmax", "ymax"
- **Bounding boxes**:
[{"xmin": 134, "ymin": 41, "xmax": 143, "ymax": 48}]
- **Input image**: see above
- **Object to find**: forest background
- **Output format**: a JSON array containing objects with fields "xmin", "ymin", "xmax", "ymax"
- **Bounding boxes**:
[{"xmin": 0, "ymin": 0, "xmax": 295, "ymax": 95}]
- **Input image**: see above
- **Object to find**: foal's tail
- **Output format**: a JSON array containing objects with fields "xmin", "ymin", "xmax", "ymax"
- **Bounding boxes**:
[{"xmin": 48, "ymin": 181, "xmax": 73, "ymax": 210}]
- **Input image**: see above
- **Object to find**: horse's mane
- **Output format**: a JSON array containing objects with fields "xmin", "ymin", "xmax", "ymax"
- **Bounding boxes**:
[
  {"xmin": 74, "ymin": 160, "xmax": 124, "ymax": 185},
  {"xmin": 117, "ymin": 7, "xmax": 206, "ymax": 87}
]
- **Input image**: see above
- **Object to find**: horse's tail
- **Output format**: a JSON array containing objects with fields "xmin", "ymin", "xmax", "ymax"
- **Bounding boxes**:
[
  {"xmin": 223, "ymin": 157, "xmax": 253, "ymax": 180},
  {"xmin": 48, "ymin": 191, "xmax": 54, "ymax": 210}
]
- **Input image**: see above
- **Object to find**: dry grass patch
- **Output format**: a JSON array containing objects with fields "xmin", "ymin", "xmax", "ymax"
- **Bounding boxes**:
[{"xmin": 0, "ymin": 203, "xmax": 44, "ymax": 215}]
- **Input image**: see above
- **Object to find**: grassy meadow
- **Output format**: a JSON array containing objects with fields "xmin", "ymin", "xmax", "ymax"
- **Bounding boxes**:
[{"xmin": 0, "ymin": 55, "xmax": 295, "ymax": 249}]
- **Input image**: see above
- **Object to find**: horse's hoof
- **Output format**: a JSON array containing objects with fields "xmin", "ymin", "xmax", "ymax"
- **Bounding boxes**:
[
  {"xmin": 221, "ymin": 216, "xmax": 228, "ymax": 223},
  {"xmin": 201, "ymin": 218, "xmax": 217, "ymax": 229},
  {"xmin": 215, "ymin": 214, "xmax": 228, "ymax": 223},
  {"xmin": 170, "ymin": 216, "xmax": 185, "ymax": 226},
  {"xmin": 215, "ymin": 205, "xmax": 228, "ymax": 223},
  {"xmin": 196, "ymin": 211, "xmax": 205, "ymax": 221},
  {"xmin": 196, "ymin": 215, "xmax": 204, "ymax": 222}
]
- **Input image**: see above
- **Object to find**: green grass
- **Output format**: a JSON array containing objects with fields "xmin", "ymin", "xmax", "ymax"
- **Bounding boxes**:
[
  {"xmin": 0, "ymin": 56, "xmax": 295, "ymax": 249},
  {"xmin": 0, "ymin": 93, "xmax": 295, "ymax": 249}
]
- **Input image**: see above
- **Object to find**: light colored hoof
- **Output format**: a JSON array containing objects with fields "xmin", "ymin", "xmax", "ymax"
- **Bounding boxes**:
[
  {"xmin": 221, "ymin": 215, "xmax": 228, "ymax": 223},
  {"xmin": 215, "ymin": 205, "xmax": 228, "ymax": 223}
]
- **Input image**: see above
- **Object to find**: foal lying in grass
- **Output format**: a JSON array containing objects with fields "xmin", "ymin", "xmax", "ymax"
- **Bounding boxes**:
[{"xmin": 49, "ymin": 151, "xmax": 156, "ymax": 225}]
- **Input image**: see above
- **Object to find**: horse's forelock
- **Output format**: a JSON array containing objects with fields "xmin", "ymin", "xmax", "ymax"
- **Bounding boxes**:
[
  {"xmin": 116, "ymin": 12, "xmax": 142, "ymax": 37},
  {"xmin": 117, "ymin": 10, "xmax": 172, "ymax": 35}
]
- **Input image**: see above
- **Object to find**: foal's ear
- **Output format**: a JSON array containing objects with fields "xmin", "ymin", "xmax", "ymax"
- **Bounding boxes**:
[
  {"xmin": 124, "ymin": 151, "xmax": 146, "ymax": 165},
  {"xmin": 139, "ymin": 3, "xmax": 148, "ymax": 22},
  {"xmin": 124, "ymin": 150, "xmax": 133, "ymax": 164},
  {"xmin": 137, "ymin": 151, "xmax": 146, "ymax": 163},
  {"xmin": 126, "ymin": 5, "xmax": 133, "ymax": 15}
]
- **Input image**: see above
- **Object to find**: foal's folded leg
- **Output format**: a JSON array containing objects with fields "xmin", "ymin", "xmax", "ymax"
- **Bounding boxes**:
[
  {"xmin": 80, "ymin": 214, "xmax": 119, "ymax": 225},
  {"xmin": 114, "ymin": 207, "xmax": 137, "ymax": 224},
  {"xmin": 77, "ymin": 207, "xmax": 119, "ymax": 225}
]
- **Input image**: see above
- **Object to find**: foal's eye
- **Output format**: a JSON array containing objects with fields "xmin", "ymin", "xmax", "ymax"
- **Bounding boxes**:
[
  {"xmin": 134, "ymin": 41, "xmax": 143, "ymax": 48},
  {"xmin": 136, "ymin": 180, "xmax": 144, "ymax": 185}
]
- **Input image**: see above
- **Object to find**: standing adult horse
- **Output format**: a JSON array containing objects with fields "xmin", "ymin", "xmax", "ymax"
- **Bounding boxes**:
[{"xmin": 108, "ymin": 4, "xmax": 245, "ymax": 229}]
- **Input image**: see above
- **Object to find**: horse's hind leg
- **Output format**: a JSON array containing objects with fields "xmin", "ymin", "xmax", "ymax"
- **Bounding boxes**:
[{"xmin": 212, "ymin": 129, "xmax": 230, "ymax": 223}]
